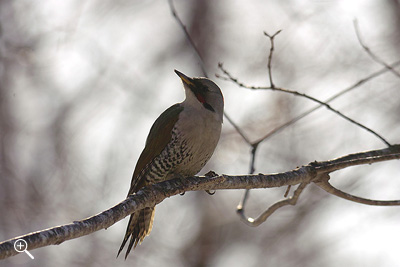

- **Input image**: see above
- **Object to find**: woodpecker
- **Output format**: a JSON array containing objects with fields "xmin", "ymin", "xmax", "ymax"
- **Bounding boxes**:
[{"xmin": 117, "ymin": 70, "xmax": 224, "ymax": 259}]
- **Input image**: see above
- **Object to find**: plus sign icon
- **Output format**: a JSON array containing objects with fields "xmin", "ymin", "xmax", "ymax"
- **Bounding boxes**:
[{"xmin": 14, "ymin": 239, "xmax": 34, "ymax": 259}]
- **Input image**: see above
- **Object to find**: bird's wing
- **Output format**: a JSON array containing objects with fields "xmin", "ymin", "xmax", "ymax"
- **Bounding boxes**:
[{"xmin": 128, "ymin": 103, "xmax": 184, "ymax": 194}]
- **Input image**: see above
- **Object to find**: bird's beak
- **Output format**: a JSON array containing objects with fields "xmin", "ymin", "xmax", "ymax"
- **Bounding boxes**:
[{"xmin": 174, "ymin": 69, "xmax": 195, "ymax": 87}]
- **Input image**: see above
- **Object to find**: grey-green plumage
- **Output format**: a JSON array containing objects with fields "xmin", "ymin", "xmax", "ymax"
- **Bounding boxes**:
[{"xmin": 118, "ymin": 70, "xmax": 224, "ymax": 259}]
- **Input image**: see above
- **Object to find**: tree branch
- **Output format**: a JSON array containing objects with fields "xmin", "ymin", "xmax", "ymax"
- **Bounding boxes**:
[
  {"xmin": 222, "ymin": 111, "xmax": 252, "ymax": 145},
  {"xmin": 354, "ymin": 20, "xmax": 400, "ymax": 78},
  {"xmin": 1, "ymin": 145, "xmax": 399, "ymax": 260},
  {"xmin": 168, "ymin": 0, "xmax": 208, "ymax": 78},
  {"xmin": 217, "ymin": 63, "xmax": 391, "ymax": 146},
  {"xmin": 249, "ymin": 59, "xmax": 400, "ymax": 144},
  {"xmin": 264, "ymin": 30, "xmax": 282, "ymax": 88},
  {"xmin": 237, "ymin": 182, "xmax": 309, "ymax": 227},
  {"xmin": 315, "ymin": 175, "xmax": 400, "ymax": 206}
]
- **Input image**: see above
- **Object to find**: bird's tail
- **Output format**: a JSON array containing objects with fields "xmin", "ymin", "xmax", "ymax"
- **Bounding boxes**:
[{"xmin": 117, "ymin": 206, "xmax": 155, "ymax": 259}]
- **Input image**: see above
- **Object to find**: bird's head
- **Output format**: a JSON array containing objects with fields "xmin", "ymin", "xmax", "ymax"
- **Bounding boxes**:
[{"xmin": 175, "ymin": 70, "xmax": 224, "ymax": 122}]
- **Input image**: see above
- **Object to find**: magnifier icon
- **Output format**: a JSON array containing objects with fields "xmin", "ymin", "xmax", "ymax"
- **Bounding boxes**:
[{"xmin": 14, "ymin": 239, "xmax": 34, "ymax": 259}]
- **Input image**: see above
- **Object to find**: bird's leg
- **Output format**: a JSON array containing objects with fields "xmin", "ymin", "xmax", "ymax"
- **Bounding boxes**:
[
  {"xmin": 204, "ymin": 170, "xmax": 218, "ymax": 195},
  {"xmin": 174, "ymin": 174, "xmax": 187, "ymax": 196}
]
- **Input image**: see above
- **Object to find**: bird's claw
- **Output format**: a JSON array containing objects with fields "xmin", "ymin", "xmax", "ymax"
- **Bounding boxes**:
[
  {"xmin": 205, "ymin": 190, "xmax": 216, "ymax": 195},
  {"xmin": 204, "ymin": 171, "xmax": 218, "ymax": 195}
]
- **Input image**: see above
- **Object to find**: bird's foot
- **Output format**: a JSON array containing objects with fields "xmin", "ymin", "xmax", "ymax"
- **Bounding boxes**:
[
  {"xmin": 204, "ymin": 170, "xmax": 218, "ymax": 177},
  {"xmin": 205, "ymin": 190, "xmax": 215, "ymax": 195},
  {"xmin": 204, "ymin": 170, "xmax": 218, "ymax": 195}
]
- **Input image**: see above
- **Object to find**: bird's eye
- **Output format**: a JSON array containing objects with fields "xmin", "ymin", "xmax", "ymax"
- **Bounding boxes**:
[{"xmin": 202, "ymin": 85, "xmax": 210, "ymax": 92}]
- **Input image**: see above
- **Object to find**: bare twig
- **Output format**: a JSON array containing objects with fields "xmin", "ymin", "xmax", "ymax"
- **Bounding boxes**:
[
  {"xmin": 218, "ymin": 63, "xmax": 391, "ymax": 146},
  {"xmin": 354, "ymin": 20, "xmax": 400, "ymax": 78},
  {"xmin": 223, "ymin": 111, "xmax": 252, "ymax": 145},
  {"xmin": 284, "ymin": 185, "xmax": 292, "ymax": 197},
  {"xmin": 248, "ymin": 144, "xmax": 258, "ymax": 174},
  {"xmin": 168, "ymin": 0, "xmax": 208, "ymax": 77},
  {"xmin": 253, "ymin": 59, "xmax": 400, "ymax": 143},
  {"xmin": 236, "ymin": 144, "xmax": 259, "ymax": 220},
  {"xmin": 315, "ymin": 174, "xmax": 400, "ymax": 206},
  {"xmin": 264, "ymin": 30, "xmax": 282, "ymax": 88},
  {"xmin": 237, "ymin": 182, "xmax": 309, "ymax": 226}
]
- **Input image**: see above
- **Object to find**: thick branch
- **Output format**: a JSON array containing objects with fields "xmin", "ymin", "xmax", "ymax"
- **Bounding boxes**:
[{"xmin": 0, "ymin": 145, "xmax": 399, "ymax": 259}]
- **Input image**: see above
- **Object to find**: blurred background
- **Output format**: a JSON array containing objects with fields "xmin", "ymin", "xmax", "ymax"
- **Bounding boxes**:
[{"xmin": 1, "ymin": 0, "xmax": 400, "ymax": 266}]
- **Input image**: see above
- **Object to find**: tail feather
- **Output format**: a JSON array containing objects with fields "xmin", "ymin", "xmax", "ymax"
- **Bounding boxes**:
[{"xmin": 117, "ymin": 207, "xmax": 155, "ymax": 259}]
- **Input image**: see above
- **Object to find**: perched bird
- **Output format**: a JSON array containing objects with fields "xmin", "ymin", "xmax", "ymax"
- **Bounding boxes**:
[{"xmin": 117, "ymin": 70, "xmax": 224, "ymax": 259}]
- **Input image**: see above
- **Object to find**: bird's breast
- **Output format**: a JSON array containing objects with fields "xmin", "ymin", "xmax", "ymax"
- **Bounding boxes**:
[{"xmin": 171, "ymin": 107, "xmax": 222, "ymax": 176}]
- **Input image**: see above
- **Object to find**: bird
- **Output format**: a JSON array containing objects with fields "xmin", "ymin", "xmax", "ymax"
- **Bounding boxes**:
[{"xmin": 117, "ymin": 70, "xmax": 224, "ymax": 259}]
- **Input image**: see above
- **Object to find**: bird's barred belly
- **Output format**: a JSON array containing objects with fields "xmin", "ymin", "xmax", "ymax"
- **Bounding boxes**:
[{"xmin": 143, "ymin": 127, "xmax": 212, "ymax": 184}]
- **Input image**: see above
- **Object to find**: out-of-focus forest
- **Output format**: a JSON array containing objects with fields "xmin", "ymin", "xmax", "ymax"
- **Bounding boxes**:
[{"xmin": 1, "ymin": 0, "xmax": 400, "ymax": 266}]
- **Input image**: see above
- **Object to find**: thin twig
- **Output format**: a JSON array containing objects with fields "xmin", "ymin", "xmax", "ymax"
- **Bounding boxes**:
[
  {"xmin": 236, "ymin": 144, "xmax": 259, "ymax": 218},
  {"xmin": 354, "ymin": 20, "xmax": 400, "ymax": 78},
  {"xmin": 264, "ymin": 30, "xmax": 282, "ymax": 88},
  {"xmin": 315, "ymin": 174, "xmax": 400, "ymax": 206},
  {"xmin": 223, "ymin": 111, "xmax": 252, "ymax": 144},
  {"xmin": 253, "ymin": 60, "xmax": 400, "ymax": 143},
  {"xmin": 237, "ymin": 182, "xmax": 309, "ymax": 226},
  {"xmin": 249, "ymin": 144, "xmax": 258, "ymax": 174},
  {"xmin": 284, "ymin": 185, "xmax": 292, "ymax": 198},
  {"xmin": 168, "ymin": 0, "xmax": 208, "ymax": 78},
  {"xmin": 218, "ymin": 63, "xmax": 391, "ymax": 146}
]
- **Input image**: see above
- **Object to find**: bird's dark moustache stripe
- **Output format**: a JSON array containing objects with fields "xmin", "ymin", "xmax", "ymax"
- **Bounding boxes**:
[{"xmin": 203, "ymin": 103, "xmax": 215, "ymax": 112}]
